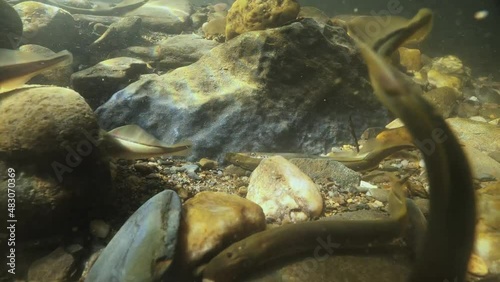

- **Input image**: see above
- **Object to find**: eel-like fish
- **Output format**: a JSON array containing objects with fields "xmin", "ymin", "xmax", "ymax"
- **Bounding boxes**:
[
  {"xmin": 203, "ymin": 8, "xmax": 475, "ymax": 282},
  {"xmin": 331, "ymin": 8, "xmax": 433, "ymax": 57},
  {"xmin": 353, "ymin": 12, "xmax": 475, "ymax": 282},
  {"xmin": 202, "ymin": 178, "xmax": 412, "ymax": 282},
  {"xmin": 44, "ymin": 0, "xmax": 148, "ymax": 16},
  {"xmin": 0, "ymin": 49, "xmax": 73, "ymax": 93},
  {"xmin": 99, "ymin": 124, "xmax": 192, "ymax": 159},
  {"xmin": 225, "ymin": 126, "xmax": 415, "ymax": 172}
]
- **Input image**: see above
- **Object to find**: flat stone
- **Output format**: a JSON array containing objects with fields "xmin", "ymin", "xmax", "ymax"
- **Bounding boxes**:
[
  {"xmin": 288, "ymin": 158, "xmax": 361, "ymax": 191},
  {"xmin": 85, "ymin": 190, "xmax": 182, "ymax": 282}
]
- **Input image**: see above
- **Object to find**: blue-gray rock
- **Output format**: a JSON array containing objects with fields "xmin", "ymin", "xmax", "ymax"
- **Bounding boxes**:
[
  {"xmin": 85, "ymin": 190, "xmax": 181, "ymax": 282},
  {"xmin": 96, "ymin": 19, "xmax": 387, "ymax": 161},
  {"xmin": 71, "ymin": 57, "xmax": 152, "ymax": 109},
  {"xmin": 110, "ymin": 34, "xmax": 220, "ymax": 72}
]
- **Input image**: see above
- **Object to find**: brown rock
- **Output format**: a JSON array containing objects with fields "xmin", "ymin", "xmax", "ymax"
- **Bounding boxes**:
[
  {"xmin": 398, "ymin": 47, "xmax": 421, "ymax": 72},
  {"xmin": 28, "ymin": 247, "xmax": 76, "ymax": 282},
  {"xmin": 176, "ymin": 191, "xmax": 266, "ymax": 270},
  {"xmin": 225, "ymin": 0, "xmax": 300, "ymax": 40},
  {"xmin": 0, "ymin": 86, "xmax": 99, "ymax": 159},
  {"xmin": 422, "ymin": 86, "xmax": 460, "ymax": 118}
]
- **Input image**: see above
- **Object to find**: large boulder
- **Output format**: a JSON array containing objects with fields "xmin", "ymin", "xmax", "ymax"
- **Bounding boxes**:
[{"xmin": 96, "ymin": 19, "xmax": 387, "ymax": 161}]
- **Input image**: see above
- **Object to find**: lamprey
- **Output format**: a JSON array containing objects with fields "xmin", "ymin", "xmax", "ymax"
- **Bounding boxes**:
[
  {"xmin": 225, "ymin": 139, "xmax": 414, "ymax": 172},
  {"xmin": 205, "ymin": 8, "xmax": 475, "ymax": 282},
  {"xmin": 202, "ymin": 180, "xmax": 412, "ymax": 282},
  {"xmin": 352, "ymin": 14, "xmax": 476, "ymax": 282}
]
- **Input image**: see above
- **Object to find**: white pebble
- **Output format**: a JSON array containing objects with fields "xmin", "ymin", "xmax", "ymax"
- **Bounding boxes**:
[
  {"xmin": 474, "ymin": 10, "xmax": 489, "ymax": 20},
  {"xmin": 419, "ymin": 159, "xmax": 426, "ymax": 168},
  {"xmin": 470, "ymin": 116, "xmax": 487, "ymax": 123},
  {"xmin": 358, "ymin": 180, "xmax": 378, "ymax": 192}
]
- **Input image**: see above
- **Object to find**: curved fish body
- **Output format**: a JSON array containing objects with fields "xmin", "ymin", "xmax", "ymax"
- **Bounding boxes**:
[
  {"xmin": 100, "ymin": 125, "xmax": 192, "ymax": 159},
  {"xmin": 352, "ymin": 9, "xmax": 475, "ymax": 282},
  {"xmin": 202, "ymin": 179, "xmax": 411, "ymax": 282},
  {"xmin": 45, "ymin": 0, "xmax": 148, "ymax": 16},
  {"xmin": 331, "ymin": 8, "xmax": 433, "ymax": 57},
  {"xmin": 0, "ymin": 49, "xmax": 73, "ymax": 93},
  {"xmin": 203, "ymin": 8, "xmax": 475, "ymax": 282}
]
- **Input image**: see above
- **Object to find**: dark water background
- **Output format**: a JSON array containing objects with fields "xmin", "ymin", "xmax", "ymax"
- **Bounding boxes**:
[{"xmin": 300, "ymin": 0, "xmax": 500, "ymax": 79}]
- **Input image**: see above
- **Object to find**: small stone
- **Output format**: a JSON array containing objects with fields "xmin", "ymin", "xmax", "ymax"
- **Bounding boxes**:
[
  {"xmin": 237, "ymin": 186, "xmax": 248, "ymax": 196},
  {"xmin": 422, "ymin": 87, "xmax": 461, "ymax": 118},
  {"xmin": 468, "ymin": 253, "xmax": 489, "ymax": 276},
  {"xmin": 357, "ymin": 180, "xmax": 378, "ymax": 192},
  {"xmin": 89, "ymin": 220, "xmax": 110, "ymax": 239},
  {"xmin": 489, "ymin": 118, "xmax": 500, "ymax": 126},
  {"xmin": 247, "ymin": 156, "xmax": 323, "ymax": 223},
  {"xmin": 366, "ymin": 189, "xmax": 390, "ymax": 203},
  {"xmin": 398, "ymin": 47, "xmax": 421, "ymax": 72},
  {"xmin": 133, "ymin": 162, "xmax": 157, "ymax": 175},
  {"xmin": 65, "ymin": 244, "xmax": 84, "ymax": 256},
  {"xmin": 288, "ymin": 158, "xmax": 361, "ymax": 191},
  {"xmin": 225, "ymin": 0, "xmax": 300, "ymax": 40},
  {"xmin": 223, "ymin": 164, "xmax": 250, "ymax": 177},
  {"xmin": 28, "ymin": 247, "xmax": 76, "ymax": 282},
  {"xmin": 199, "ymin": 158, "xmax": 218, "ymax": 169},
  {"xmin": 369, "ymin": 200, "xmax": 384, "ymax": 209},
  {"xmin": 470, "ymin": 116, "xmax": 488, "ymax": 123}
]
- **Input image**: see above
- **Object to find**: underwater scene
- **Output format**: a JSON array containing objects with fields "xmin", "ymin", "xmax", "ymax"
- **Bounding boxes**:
[{"xmin": 0, "ymin": 0, "xmax": 499, "ymax": 281}]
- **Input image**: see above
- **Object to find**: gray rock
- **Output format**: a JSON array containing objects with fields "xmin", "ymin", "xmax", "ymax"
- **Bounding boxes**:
[
  {"xmin": 28, "ymin": 247, "xmax": 77, "ymax": 282},
  {"xmin": 111, "ymin": 34, "xmax": 219, "ymax": 72},
  {"xmin": 14, "ymin": 1, "xmax": 76, "ymax": 50},
  {"xmin": 288, "ymin": 158, "xmax": 361, "ymax": 191},
  {"xmin": 71, "ymin": 57, "xmax": 152, "ymax": 109},
  {"xmin": 366, "ymin": 188, "xmax": 390, "ymax": 203},
  {"xmin": 96, "ymin": 19, "xmax": 385, "ymax": 161},
  {"xmin": 85, "ymin": 190, "xmax": 181, "ymax": 282}
]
